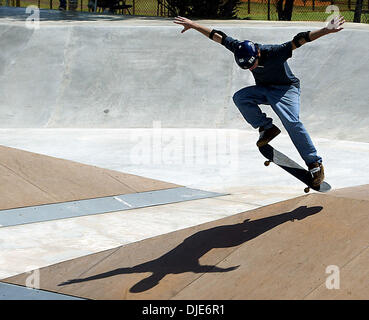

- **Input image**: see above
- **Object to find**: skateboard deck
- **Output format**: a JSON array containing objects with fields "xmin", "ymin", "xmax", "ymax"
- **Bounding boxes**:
[{"xmin": 259, "ymin": 144, "xmax": 331, "ymax": 193}]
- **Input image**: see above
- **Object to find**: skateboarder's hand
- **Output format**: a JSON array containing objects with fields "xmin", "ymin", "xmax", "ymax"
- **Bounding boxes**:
[
  {"xmin": 325, "ymin": 15, "xmax": 345, "ymax": 33},
  {"xmin": 173, "ymin": 16, "xmax": 198, "ymax": 33}
]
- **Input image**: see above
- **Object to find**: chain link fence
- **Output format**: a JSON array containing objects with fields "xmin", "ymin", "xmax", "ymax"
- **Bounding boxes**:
[
  {"xmin": 239, "ymin": 0, "xmax": 369, "ymax": 23},
  {"xmin": 0, "ymin": 0, "xmax": 166, "ymax": 15},
  {"xmin": 1, "ymin": 0, "xmax": 368, "ymax": 23}
]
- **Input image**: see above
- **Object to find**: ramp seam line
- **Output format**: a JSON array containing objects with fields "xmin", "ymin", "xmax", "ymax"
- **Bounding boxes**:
[
  {"xmin": 0, "ymin": 162, "xmax": 54, "ymax": 198},
  {"xmin": 104, "ymin": 172, "xmax": 138, "ymax": 193},
  {"xmin": 302, "ymin": 244, "xmax": 369, "ymax": 299},
  {"xmin": 75, "ymin": 247, "xmax": 122, "ymax": 279},
  {"xmin": 56, "ymin": 247, "xmax": 122, "ymax": 295}
]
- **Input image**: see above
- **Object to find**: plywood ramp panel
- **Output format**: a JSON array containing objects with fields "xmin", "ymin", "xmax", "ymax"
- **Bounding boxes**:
[
  {"xmin": 328, "ymin": 184, "xmax": 369, "ymax": 201},
  {"xmin": 0, "ymin": 145, "xmax": 179, "ymax": 210},
  {"xmin": 174, "ymin": 195, "xmax": 369, "ymax": 299}
]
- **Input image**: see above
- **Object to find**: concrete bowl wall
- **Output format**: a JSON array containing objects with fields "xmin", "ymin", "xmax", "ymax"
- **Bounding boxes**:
[{"xmin": 0, "ymin": 19, "xmax": 368, "ymax": 142}]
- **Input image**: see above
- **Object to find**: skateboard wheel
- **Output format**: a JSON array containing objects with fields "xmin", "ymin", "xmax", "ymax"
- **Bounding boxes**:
[
  {"xmin": 304, "ymin": 187, "xmax": 310, "ymax": 193},
  {"xmin": 264, "ymin": 161, "xmax": 271, "ymax": 166}
]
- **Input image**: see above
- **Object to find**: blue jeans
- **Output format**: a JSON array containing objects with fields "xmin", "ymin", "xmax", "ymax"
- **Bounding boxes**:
[{"xmin": 233, "ymin": 84, "xmax": 322, "ymax": 166}]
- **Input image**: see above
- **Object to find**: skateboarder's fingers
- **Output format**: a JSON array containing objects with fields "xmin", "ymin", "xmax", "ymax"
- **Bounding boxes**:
[
  {"xmin": 174, "ymin": 16, "xmax": 187, "ymax": 23},
  {"xmin": 336, "ymin": 15, "xmax": 345, "ymax": 25},
  {"xmin": 177, "ymin": 16, "xmax": 189, "ymax": 21},
  {"xmin": 173, "ymin": 17, "xmax": 188, "ymax": 27},
  {"xmin": 173, "ymin": 17, "xmax": 193, "ymax": 33},
  {"xmin": 335, "ymin": 15, "xmax": 346, "ymax": 25}
]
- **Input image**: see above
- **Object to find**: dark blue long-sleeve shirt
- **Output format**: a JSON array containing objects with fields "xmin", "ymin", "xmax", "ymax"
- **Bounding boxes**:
[{"xmin": 223, "ymin": 36, "xmax": 300, "ymax": 88}]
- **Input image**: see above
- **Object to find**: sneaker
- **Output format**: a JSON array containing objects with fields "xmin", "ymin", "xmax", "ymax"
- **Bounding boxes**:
[
  {"xmin": 256, "ymin": 125, "xmax": 281, "ymax": 147},
  {"xmin": 308, "ymin": 162, "xmax": 325, "ymax": 187}
]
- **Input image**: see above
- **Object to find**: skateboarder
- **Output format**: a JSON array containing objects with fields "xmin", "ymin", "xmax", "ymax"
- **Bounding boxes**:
[{"xmin": 173, "ymin": 16, "xmax": 345, "ymax": 187}]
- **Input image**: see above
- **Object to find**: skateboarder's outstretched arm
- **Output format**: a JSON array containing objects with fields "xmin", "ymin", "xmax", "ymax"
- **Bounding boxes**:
[
  {"xmin": 291, "ymin": 15, "xmax": 345, "ymax": 50},
  {"xmin": 173, "ymin": 16, "xmax": 225, "ymax": 45}
]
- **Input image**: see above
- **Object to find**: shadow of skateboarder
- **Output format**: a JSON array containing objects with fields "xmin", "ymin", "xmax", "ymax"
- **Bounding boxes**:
[{"xmin": 59, "ymin": 205, "xmax": 322, "ymax": 293}]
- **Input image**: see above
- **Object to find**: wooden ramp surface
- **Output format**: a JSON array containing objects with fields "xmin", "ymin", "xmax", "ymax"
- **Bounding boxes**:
[
  {"xmin": 3, "ymin": 185, "xmax": 369, "ymax": 300},
  {"xmin": 0, "ymin": 145, "xmax": 179, "ymax": 210}
]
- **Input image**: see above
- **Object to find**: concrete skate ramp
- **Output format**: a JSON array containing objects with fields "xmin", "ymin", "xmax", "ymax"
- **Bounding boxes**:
[
  {"xmin": 3, "ymin": 184, "xmax": 369, "ymax": 299},
  {"xmin": 0, "ymin": 145, "xmax": 179, "ymax": 210},
  {"xmin": 0, "ymin": 13, "xmax": 369, "ymax": 142}
]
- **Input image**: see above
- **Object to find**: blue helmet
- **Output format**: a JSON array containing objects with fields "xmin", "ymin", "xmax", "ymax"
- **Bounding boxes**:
[{"xmin": 234, "ymin": 40, "xmax": 258, "ymax": 69}]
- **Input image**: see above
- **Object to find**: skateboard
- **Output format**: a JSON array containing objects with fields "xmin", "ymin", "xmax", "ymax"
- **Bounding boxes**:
[{"xmin": 259, "ymin": 144, "xmax": 331, "ymax": 193}]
